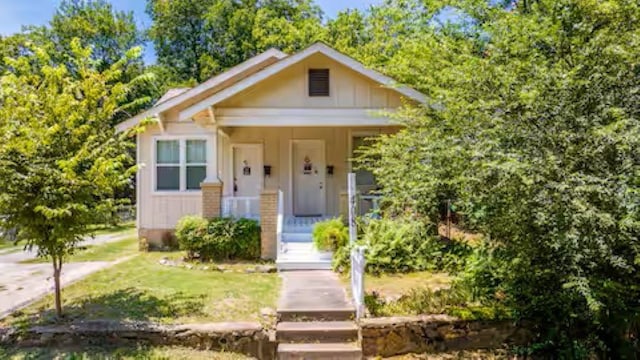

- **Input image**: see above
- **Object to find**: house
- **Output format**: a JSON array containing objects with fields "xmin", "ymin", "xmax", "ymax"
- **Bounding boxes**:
[{"xmin": 117, "ymin": 42, "xmax": 427, "ymax": 269}]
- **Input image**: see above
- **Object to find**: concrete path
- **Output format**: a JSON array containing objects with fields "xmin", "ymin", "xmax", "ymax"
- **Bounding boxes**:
[
  {"xmin": 278, "ymin": 271, "xmax": 354, "ymax": 312},
  {"xmin": 0, "ymin": 232, "xmax": 135, "ymax": 319}
]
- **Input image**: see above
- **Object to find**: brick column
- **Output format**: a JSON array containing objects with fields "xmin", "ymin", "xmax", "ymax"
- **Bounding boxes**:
[
  {"xmin": 201, "ymin": 181, "xmax": 223, "ymax": 218},
  {"xmin": 260, "ymin": 190, "xmax": 278, "ymax": 260},
  {"xmin": 339, "ymin": 191, "xmax": 349, "ymax": 220}
]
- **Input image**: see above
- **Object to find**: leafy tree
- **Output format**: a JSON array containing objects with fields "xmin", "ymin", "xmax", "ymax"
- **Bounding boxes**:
[
  {"xmin": 147, "ymin": 0, "xmax": 325, "ymax": 83},
  {"xmin": 50, "ymin": 0, "xmax": 144, "ymax": 70},
  {"xmin": 358, "ymin": 0, "xmax": 640, "ymax": 356},
  {"xmin": 0, "ymin": 40, "xmax": 149, "ymax": 317}
]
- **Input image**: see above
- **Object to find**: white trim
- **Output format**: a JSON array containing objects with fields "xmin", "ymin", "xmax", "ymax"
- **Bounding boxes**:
[
  {"xmin": 135, "ymin": 133, "xmax": 141, "ymax": 229},
  {"xmin": 290, "ymin": 139, "xmax": 326, "ymax": 216},
  {"xmin": 227, "ymin": 143, "xmax": 265, "ymax": 198},
  {"xmin": 151, "ymin": 135, "xmax": 209, "ymax": 195},
  {"xmin": 115, "ymin": 48, "xmax": 288, "ymax": 132},
  {"xmin": 179, "ymin": 43, "xmax": 428, "ymax": 121}
]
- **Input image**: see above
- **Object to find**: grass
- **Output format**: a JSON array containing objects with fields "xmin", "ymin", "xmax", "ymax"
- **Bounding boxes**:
[
  {"xmin": 363, "ymin": 271, "xmax": 453, "ymax": 299},
  {"xmin": 4, "ymin": 251, "xmax": 280, "ymax": 326},
  {"xmin": 20, "ymin": 237, "xmax": 139, "ymax": 264},
  {"xmin": 386, "ymin": 350, "xmax": 511, "ymax": 359},
  {"xmin": 0, "ymin": 346, "xmax": 252, "ymax": 360},
  {"xmin": 88, "ymin": 221, "xmax": 136, "ymax": 236}
]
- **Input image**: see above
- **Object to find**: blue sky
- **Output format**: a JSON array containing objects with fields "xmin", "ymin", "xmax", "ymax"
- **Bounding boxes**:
[{"xmin": 0, "ymin": 0, "xmax": 380, "ymax": 63}]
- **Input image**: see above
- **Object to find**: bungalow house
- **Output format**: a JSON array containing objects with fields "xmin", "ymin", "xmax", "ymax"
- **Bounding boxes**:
[{"xmin": 117, "ymin": 42, "xmax": 426, "ymax": 270}]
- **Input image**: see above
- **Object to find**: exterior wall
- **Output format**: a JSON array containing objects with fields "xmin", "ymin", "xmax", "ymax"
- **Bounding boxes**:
[
  {"xmin": 137, "ymin": 122, "xmax": 209, "ymax": 245},
  {"xmin": 223, "ymin": 126, "xmax": 399, "ymax": 216},
  {"xmin": 217, "ymin": 53, "xmax": 404, "ymax": 109}
]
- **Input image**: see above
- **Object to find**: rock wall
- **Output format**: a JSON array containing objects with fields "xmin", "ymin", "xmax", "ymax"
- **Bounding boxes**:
[
  {"xmin": 360, "ymin": 315, "xmax": 531, "ymax": 358},
  {"xmin": 0, "ymin": 320, "xmax": 275, "ymax": 359}
]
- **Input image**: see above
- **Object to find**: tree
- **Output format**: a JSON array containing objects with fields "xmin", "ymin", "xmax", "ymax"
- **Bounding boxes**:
[
  {"xmin": 146, "ymin": 0, "xmax": 325, "ymax": 83},
  {"xmin": 0, "ymin": 40, "xmax": 149, "ymax": 317},
  {"xmin": 358, "ymin": 0, "xmax": 640, "ymax": 356}
]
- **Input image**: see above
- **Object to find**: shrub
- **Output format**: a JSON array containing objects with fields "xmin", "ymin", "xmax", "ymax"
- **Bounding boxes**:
[
  {"xmin": 175, "ymin": 216, "xmax": 260, "ymax": 261},
  {"xmin": 312, "ymin": 217, "xmax": 348, "ymax": 251}
]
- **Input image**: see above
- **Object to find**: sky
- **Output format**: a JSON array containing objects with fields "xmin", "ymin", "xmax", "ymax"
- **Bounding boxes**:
[{"xmin": 0, "ymin": 0, "xmax": 381, "ymax": 64}]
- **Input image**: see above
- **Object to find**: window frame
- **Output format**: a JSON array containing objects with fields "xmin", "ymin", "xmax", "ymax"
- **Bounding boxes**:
[{"xmin": 152, "ymin": 136, "xmax": 209, "ymax": 194}]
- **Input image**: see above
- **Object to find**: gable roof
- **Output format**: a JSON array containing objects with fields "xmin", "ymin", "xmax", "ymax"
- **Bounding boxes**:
[
  {"xmin": 179, "ymin": 42, "xmax": 428, "ymax": 121},
  {"xmin": 115, "ymin": 48, "xmax": 288, "ymax": 132}
]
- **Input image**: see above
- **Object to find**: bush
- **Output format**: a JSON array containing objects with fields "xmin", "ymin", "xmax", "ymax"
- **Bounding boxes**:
[
  {"xmin": 175, "ymin": 216, "xmax": 260, "ymax": 261},
  {"xmin": 312, "ymin": 217, "xmax": 348, "ymax": 251}
]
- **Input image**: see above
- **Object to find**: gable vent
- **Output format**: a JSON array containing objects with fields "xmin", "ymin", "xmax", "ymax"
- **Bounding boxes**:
[{"xmin": 308, "ymin": 69, "xmax": 330, "ymax": 97}]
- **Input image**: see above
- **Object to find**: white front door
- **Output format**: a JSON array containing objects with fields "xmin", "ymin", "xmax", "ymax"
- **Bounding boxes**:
[
  {"xmin": 292, "ymin": 140, "xmax": 326, "ymax": 216},
  {"xmin": 232, "ymin": 144, "xmax": 263, "ymax": 203}
]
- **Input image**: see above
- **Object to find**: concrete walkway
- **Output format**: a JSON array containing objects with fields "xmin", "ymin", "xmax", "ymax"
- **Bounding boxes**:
[
  {"xmin": 278, "ymin": 271, "xmax": 354, "ymax": 313},
  {"xmin": 0, "ymin": 232, "xmax": 135, "ymax": 319}
]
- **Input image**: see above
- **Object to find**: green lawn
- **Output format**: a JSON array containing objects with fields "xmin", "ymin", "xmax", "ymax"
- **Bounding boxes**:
[
  {"xmin": 20, "ymin": 237, "xmax": 139, "ymax": 264},
  {"xmin": 0, "ymin": 346, "xmax": 252, "ymax": 360},
  {"xmin": 5, "ymin": 251, "xmax": 280, "ymax": 326},
  {"xmin": 88, "ymin": 221, "xmax": 136, "ymax": 236}
]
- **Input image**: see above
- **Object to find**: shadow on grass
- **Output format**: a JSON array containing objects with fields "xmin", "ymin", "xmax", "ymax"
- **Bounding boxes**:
[{"xmin": 11, "ymin": 287, "xmax": 207, "ymax": 328}]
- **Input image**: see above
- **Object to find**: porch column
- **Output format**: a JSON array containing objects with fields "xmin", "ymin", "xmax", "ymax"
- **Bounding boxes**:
[
  {"xmin": 260, "ymin": 190, "xmax": 278, "ymax": 260},
  {"xmin": 201, "ymin": 125, "xmax": 223, "ymax": 218}
]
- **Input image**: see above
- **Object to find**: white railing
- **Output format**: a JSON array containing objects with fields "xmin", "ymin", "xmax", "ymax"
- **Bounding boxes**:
[
  {"xmin": 276, "ymin": 190, "xmax": 284, "ymax": 253},
  {"xmin": 221, "ymin": 196, "xmax": 260, "ymax": 219},
  {"xmin": 348, "ymin": 173, "xmax": 367, "ymax": 318},
  {"xmin": 351, "ymin": 245, "xmax": 366, "ymax": 319}
]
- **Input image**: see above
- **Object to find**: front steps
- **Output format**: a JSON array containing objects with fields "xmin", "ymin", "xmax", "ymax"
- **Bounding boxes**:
[
  {"xmin": 276, "ymin": 219, "xmax": 332, "ymax": 271},
  {"xmin": 276, "ymin": 271, "xmax": 362, "ymax": 360}
]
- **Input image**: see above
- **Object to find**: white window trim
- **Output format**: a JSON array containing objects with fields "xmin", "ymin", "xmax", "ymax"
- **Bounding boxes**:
[
  {"xmin": 348, "ymin": 129, "xmax": 382, "ymax": 173},
  {"xmin": 152, "ymin": 135, "xmax": 209, "ymax": 195}
]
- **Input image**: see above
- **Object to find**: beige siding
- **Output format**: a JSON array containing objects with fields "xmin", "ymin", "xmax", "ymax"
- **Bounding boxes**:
[
  {"xmin": 138, "ymin": 122, "xmax": 206, "ymax": 230},
  {"xmin": 218, "ymin": 53, "xmax": 404, "ymax": 109}
]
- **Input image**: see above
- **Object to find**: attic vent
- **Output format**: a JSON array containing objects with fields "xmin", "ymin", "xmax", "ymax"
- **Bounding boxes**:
[{"xmin": 308, "ymin": 69, "xmax": 330, "ymax": 97}]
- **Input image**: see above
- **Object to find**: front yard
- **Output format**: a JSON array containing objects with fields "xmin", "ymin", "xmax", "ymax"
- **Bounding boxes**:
[{"xmin": 3, "ymin": 245, "xmax": 280, "ymax": 327}]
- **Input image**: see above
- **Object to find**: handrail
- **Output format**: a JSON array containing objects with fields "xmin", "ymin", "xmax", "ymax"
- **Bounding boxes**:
[
  {"xmin": 222, "ymin": 196, "xmax": 260, "ymax": 218},
  {"xmin": 276, "ymin": 190, "xmax": 284, "ymax": 254}
]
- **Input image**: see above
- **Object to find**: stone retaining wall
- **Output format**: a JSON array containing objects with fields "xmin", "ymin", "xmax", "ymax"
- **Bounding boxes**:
[
  {"xmin": 360, "ymin": 315, "xmax": 531, "ymax": 358},
  {"xmin": 0, "ymin": 320, "xmax": 275, "ymax": 359}
]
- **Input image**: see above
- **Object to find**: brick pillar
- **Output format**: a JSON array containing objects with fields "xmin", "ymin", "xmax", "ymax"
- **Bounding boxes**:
[
  {"xmin": 339, "ymin": 191, "xmax": 349, "ymax": 220},
  {"xmin": 260, "ymin": 190, "xmax": 278, "ymax": 260},
  {"xmin": 201, "ymin": 181, "xmax": 223, "ymax": 218}
]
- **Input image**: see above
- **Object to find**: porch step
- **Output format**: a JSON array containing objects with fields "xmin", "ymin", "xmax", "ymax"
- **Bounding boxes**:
[
  {"xmin": 282, "ymin": 233, "xmax": 312, "ymax": 242},
  {"xmin": 277, "ymin": 342, "xmax": 362, "ymax": 360},
  {"xmin": 276, "ymin": 259, "xmax": 332, "ymax": 271},
  {"xmin": 278, "ymin": 308, "xmax": 355, "ymax": 322},
  {"xmin": 276, "ymin": 321, "xmax": 358, "ymax": 343},
  {"xmin": 283, "ymin": 226, "xmax": 314, "ymax": 234}
]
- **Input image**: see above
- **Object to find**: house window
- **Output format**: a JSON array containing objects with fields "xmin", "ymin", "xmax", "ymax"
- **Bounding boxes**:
[
  {"xmin": 155, "ymin": 138, "xmax": 207, "ymax": 192},
  {"xmin": 352, "ymin": 136, "xmax": 377, "ymax": 189},
  {"xmin": 308, "ymin": 69, "xmax": 330, "ymax": 96}
]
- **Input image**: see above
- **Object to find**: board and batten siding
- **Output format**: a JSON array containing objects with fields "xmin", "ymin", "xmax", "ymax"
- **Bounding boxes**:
[{"xmin": 217, "ymin": 53, "xmax": 404, "ymax": 109}]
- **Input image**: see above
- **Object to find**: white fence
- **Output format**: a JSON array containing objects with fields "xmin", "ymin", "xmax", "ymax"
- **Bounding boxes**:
[
  {"xmin": 221, "ymin": 196, "xmax": 260, "ymax": 219},
  {"xmin": 348, "ymin": 173, "xmax": 367, "ymax": 318}
]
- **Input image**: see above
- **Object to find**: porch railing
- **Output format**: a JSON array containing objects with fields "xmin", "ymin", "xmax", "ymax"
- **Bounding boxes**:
[
  {"xmin": 221, "ymin": 196, "xmax": 260, "ymax": 219},
  {"xmin": 276, "ymin": 190, "xmax": 284, "ymax": 253},
  {"xmin": 351, "ymin": 245, "xmax": 366, "ymax": 319},
  {"xmin": 358, "ymin": 194, "xmax": 382, "ymax": 216}
]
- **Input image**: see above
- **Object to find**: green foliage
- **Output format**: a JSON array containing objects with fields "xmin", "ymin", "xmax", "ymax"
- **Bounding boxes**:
[
  {"xmin": 333, "ymin": 216, "xmax": 471, "ymax": 274},
  {"xmin": 355, "ymin": 0, "xmax": 640, "ymax": 356},
  {"xmin": 146, "ymin": 0, "xmax": 325, "ymax": 83},
  {"xmin": 0, "ymin": 39, "xmax": 147, "ymax": 316},
  {"xmin": 312, "ymin": 217, "xmax": 348, "ymax": 251},
  {"xmin": 175, "ymin": 216, "xmax": 260, "ymax": 261}
]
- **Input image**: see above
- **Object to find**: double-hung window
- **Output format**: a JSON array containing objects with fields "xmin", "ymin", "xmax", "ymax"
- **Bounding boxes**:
[{"xmin": 155, "ymin": 138, "xmax": 207, "ymax": 192}]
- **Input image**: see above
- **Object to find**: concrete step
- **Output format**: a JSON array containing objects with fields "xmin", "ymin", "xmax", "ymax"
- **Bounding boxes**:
[
  {"xmin": 277, "ymin": 259, "xmax": 332, "ymax": 271},
  {"xmin": 283, "ymin": 226, "xmax": 314, "ymax": 234},
  {"xmin": 277, "ymin": 342, "xmax": 362, "ymax": 360},
  {"xmin": 278, "ymin": 308, "xmax": 355, "ymax": 322},
  {"xmin": 276, "ymin": 321, "xmax": 358, "ymax": 343},
  {"xmin": 282, "ymin": 233, "xmax": 313, "ymax": 242}
]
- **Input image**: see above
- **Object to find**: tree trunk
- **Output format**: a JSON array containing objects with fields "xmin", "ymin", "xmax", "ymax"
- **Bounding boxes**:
[{"xmin": 52, "ymin": 257, "xmax": 62, "ymax": 318}]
